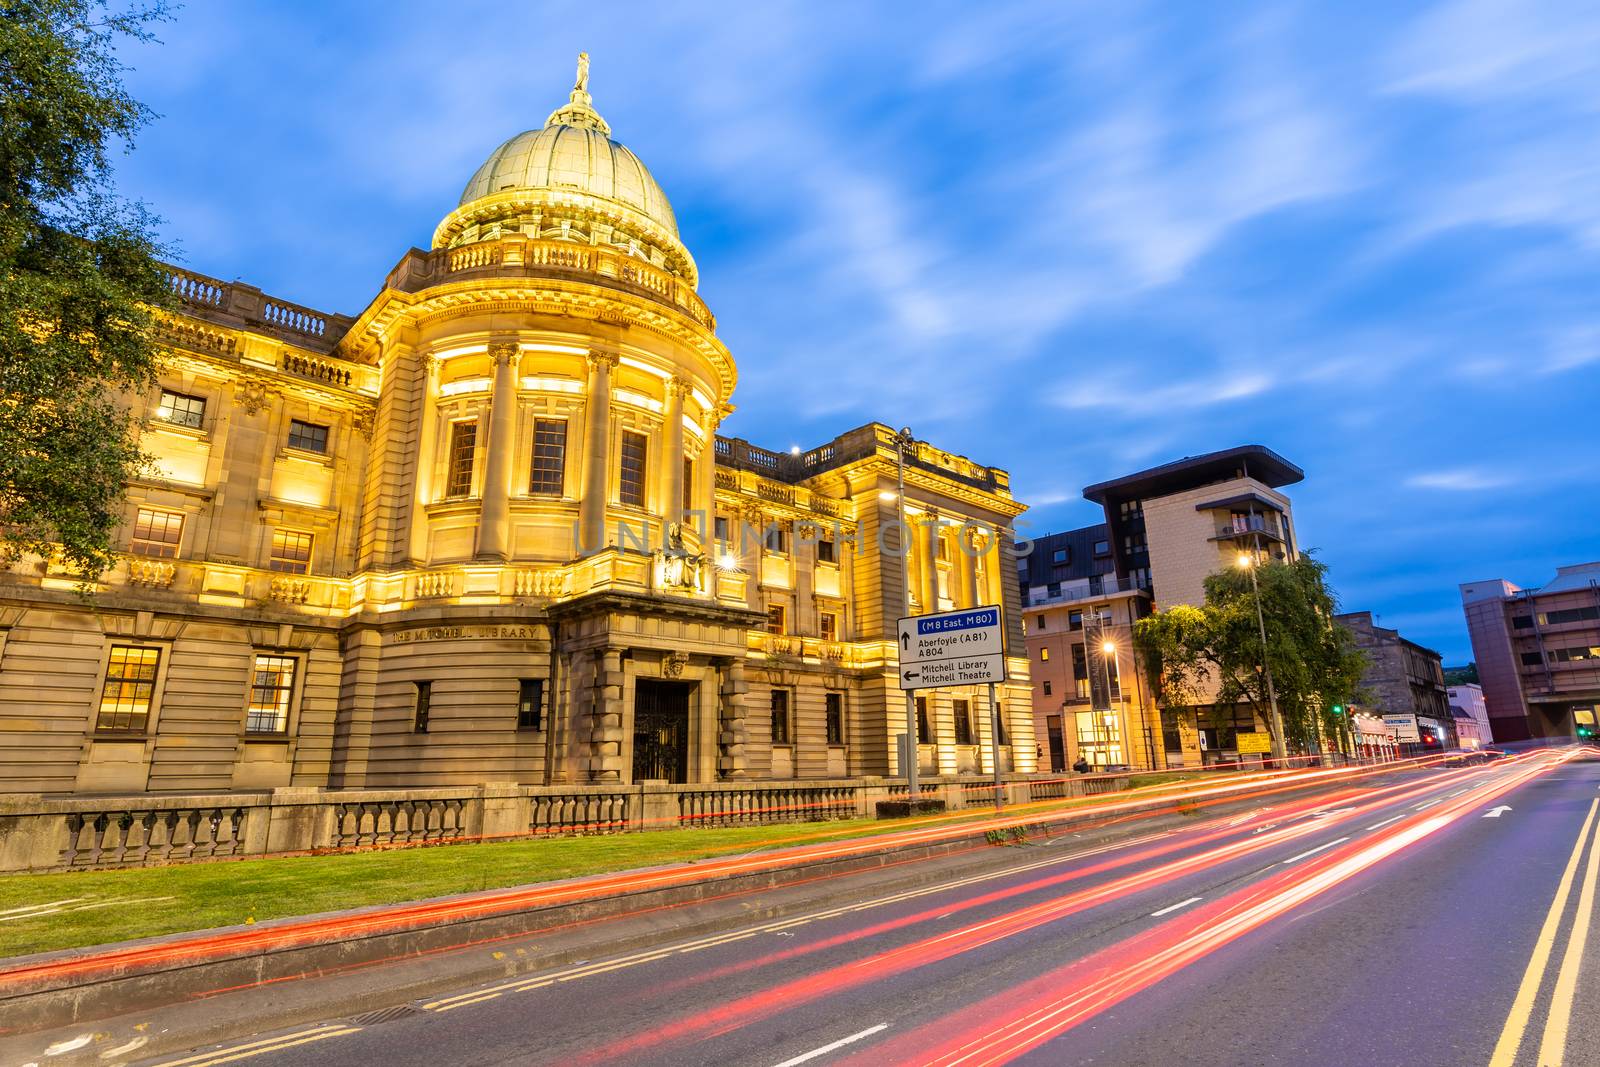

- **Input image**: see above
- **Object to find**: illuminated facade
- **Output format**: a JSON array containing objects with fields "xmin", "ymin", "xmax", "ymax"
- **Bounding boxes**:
[{"xmin": 0, "ymin": 59, "xmax": 1032, "ymax": 796}]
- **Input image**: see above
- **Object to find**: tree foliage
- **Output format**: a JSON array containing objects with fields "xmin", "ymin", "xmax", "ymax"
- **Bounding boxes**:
[
  {"xmin": 0, "ymin": 0, "xmax": 172, "ymax": 578},
  {"xmin": 1133, "ymin": 554, "xmax": 1368, "ymax": 754}
]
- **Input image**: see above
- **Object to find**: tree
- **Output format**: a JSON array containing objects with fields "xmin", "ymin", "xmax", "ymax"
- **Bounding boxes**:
[
  {"xmin": 1, "ymin": 1, "xmax": 172, "ymax": 579},
  {"xmin": 1134, "ymin": 554, "xmax": 1368, "ymax": 755}
]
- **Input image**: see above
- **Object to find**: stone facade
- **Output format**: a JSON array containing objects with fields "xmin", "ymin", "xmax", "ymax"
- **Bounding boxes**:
[
  {"xmin": 0, "ymin": 64, "xmax": 1032, "ymax": 796},
  {"xmin": 1337, "ymin": 611, "xmax": 1453, "ymax": 746}
]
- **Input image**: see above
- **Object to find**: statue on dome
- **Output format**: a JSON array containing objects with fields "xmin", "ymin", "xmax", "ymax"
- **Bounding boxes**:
[{"xmin": 575, "ymin": 52, "xmax": 590, "ymax": 94}]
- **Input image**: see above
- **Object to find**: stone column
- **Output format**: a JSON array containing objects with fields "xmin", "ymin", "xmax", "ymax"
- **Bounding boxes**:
[
  {"xmin": 718, "ymin": 657, "xmax": 749, "ymax": 779},
  {"xmin": 700, "ymin": 408, "xmax": 722, "ymax": 548},
  {"xmin": 589, "ymin": 647, "xmax": 625, "ymax": 782},
  {"xmin": 960, "ymin": 524, "xmax": 982, "ymax": 608},
  {"xmin": 474, "ymin": 342, "xmax": 520, "ymax": 561},
  {"xmin": 741, "ymin": 504, "xmax": 764, "ymax": 611},
  {"xmin": 921, "ymin": 508, "xmax": 942, "ymax": 611},
  {"xmin": 662, "ymin": 376, "xmax": 688, "ymax": 522},
  {"xmin": 578, "ymin": 351, "xmax": 617, "ymax": 554}
]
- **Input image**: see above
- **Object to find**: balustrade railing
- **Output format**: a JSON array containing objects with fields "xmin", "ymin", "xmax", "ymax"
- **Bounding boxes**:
[
  {"xmin": 329, "ymin": 797, "xmax": 470, "ymax": 849},
  {"xmin": 60, "ymin": 806, "xmax": 249, "ymax": 868}
]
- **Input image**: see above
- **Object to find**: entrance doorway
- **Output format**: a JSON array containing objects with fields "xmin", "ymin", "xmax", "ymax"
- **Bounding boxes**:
[{"xmin": 633, "ymin": 680, "xmax": 693, "ymax": 783}]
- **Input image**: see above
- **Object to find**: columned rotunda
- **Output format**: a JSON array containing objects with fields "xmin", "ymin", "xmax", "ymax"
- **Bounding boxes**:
[{"xmin": 0, "ymin": 58, "xmax": 1032, "ymax": 796}]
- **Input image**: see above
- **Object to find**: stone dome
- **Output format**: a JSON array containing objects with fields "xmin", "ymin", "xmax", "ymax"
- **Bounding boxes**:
[{"xmin": 434, "ymin": 55, "xmax": 694, "ymax": 283}]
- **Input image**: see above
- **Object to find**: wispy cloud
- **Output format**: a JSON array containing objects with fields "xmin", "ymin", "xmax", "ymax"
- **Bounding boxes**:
[{"xmin": 1404, "ymin": 469, "xmax": 1512, "ymax": 492}]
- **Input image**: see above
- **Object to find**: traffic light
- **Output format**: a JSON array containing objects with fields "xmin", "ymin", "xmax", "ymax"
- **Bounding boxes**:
[
  {"xmin": 1330, "ymin": 705, "xmax": 1344, "ymax": 716},
  {"xmin": 1579, "ymin": 725, "xmax": 1593, "ymax": 739}
]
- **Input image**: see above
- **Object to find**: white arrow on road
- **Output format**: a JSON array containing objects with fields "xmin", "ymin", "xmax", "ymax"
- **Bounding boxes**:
[{"xmin": 1482, "ymin": 805, "xmax": 1513, "ymax": 818}]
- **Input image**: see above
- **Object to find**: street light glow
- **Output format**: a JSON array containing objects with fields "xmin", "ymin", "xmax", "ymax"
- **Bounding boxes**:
[{"xmin": 1102, "ymin": 640, "xmax": 1116, "ymax": 654}]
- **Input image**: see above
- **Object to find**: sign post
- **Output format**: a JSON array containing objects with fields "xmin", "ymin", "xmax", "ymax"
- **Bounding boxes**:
[{"xmin": 898, "ymin": 605, "xmax": 1009, "ymax": 810}]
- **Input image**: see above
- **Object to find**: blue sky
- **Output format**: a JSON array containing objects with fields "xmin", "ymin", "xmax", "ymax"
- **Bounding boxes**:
[{"xmin": 111, "ymin": 1, "xmax": 1599, "ymax": 662}]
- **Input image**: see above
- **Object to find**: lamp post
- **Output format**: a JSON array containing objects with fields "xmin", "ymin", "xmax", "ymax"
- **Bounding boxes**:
[
  {"xmin": 1236, "ymin": 550, "xmax": 1287, "ymax": 764},
  {"xmin": 893, "ymin": 426, "xmax": 920, "ymax": 802},
  {"xmin": 1100, "ymin": 638, "xmax": 1130, "ymax": 769}
]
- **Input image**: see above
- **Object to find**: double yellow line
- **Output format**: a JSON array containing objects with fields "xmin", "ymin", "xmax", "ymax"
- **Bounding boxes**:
[{"xmin": 1489, "ymin": 798, "xmax": 1600, "ymax": 1067}]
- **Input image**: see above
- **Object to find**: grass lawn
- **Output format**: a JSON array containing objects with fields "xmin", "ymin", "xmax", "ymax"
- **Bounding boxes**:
[{"xmin": 0, "ymin": 773, "xmax": 1271, "ymax": 961}]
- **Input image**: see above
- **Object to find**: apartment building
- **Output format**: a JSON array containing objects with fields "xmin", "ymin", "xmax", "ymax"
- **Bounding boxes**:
[
  {"xmin": 1461, "ymin": 562, "xmax": 1600, "ymax": 743},
  {"xmin": 1021, "ymin": 445, "xmax": 1305, "ymax": 770}
]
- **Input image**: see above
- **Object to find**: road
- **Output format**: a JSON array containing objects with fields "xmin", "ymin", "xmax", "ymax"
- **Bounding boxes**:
[{"xmin": 140, "ymin": 751, "xmax": 1600, "ymax": 1067}]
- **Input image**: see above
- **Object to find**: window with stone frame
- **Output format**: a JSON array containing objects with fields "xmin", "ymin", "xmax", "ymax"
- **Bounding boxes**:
[
  {"xmin": 770, "ymin": 689, "xmax": 791, "ymax": 745},
  {"xmin": 130, "ymin": 507, "xmax": 183, "ymax": 558},
  {"xmin": 516, "ymin": 679, "xmax": 544, "ymax": 731},
  {"xmin": 245, "ymin": 654, "xmax": 297, "ymax": 734},
  {"xmin": 682, "ymin": 457, "xmax": 694, "ymax": 513},
  {"xmin": 766, "ymin": 603, "xmax": 786, "ymax": 635},
  {"xmin": 287, "ymin": 419, "xmax": 329, "ymax": 454},
  {"xmin": 96, "ymin": 646, "xmax": 161, "ymax": 732},
  {"xmin": 818, "ymin": 610, "xmax": 838, "ymax": 643},
  {"xmin": 529, "ymin": 418, "xmax": 567, "ymax": 496},
  {"xmin": 446, "ymin": 420, "xmax": 478, "ymax": 497},
  {"xmin": 953, "ymin": 698, "xmax": 975, "ymax": 745},
  {"xmin": 619, "ymin": 431, "xmax": 648, "ymax": 508},
  {"xmin": 269, "ymin": 528, "xmax": 313, "ymax": 574},
  {"xmin": 825, "ymin": 692, "xmax": 845, "ymax": 745},
  {"xmin": 156, "ymin": 389, "xmax": 206, "ymax": 429},
  {"xmin": 413, "ymin": 681, "xmax": 432, "ymax": 733},
  {"xmin": 916, "ymin": 696, "xmax": 931, "ymax": 740}
]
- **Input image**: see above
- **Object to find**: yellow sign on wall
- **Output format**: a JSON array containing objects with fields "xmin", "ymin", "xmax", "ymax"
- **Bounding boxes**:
[{"xmin": 1235, "ymin": 732, "xmax": 1272, "ymax": 753}]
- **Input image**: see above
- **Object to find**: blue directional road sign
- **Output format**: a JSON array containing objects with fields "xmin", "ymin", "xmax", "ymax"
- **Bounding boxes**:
[{"xmin": 896, "ymin": 605, "xmax": 1007, "ymax": 691}]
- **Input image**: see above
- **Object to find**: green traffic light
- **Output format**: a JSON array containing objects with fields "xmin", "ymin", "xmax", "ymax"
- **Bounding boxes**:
[{"xmin": 1331, "ymin": 705, "xmax": 1344, "ymax": 716}]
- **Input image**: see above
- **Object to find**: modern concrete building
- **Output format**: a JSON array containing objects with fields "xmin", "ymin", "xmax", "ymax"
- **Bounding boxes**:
[
  {"xmin": 1336, "ymin": 611, "xmax": 1453, "ymax": 751},
  {"xmin": 0, "ymin": 58, "xmax": 1033, "ymax": 797},
  {"xmin": 1020, "ymin": 445, "xmax": 1305, "ymax": 770},
  {"xmin": 1461, "ymin": 563, "xmax": 1600, "ymax": 743}
]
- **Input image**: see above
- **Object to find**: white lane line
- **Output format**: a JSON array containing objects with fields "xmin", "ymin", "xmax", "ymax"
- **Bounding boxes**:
[
  {"xmin": 1150, "ymin": 897, "xmax": 1202, "ymax": 918},
  {"xmin": 1367, "ymin": 815, "xmax": 1406, "ymax": 831},
  {"xmin": 1280, "ymin": 837, "xmax": 1350, "ymax": 866},
  {"xmin": 1413, "ymin": 798, "xmax": 1442, "ymax": 811},
  {"xmin": 770, "ymin": 1024, "xmax": 890, "ymax": 1067}
]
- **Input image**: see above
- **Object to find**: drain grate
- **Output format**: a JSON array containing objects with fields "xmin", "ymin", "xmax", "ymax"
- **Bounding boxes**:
[{"xmin": 346, "ymin": 1004, "xmax": 423, "ymax": 1027}]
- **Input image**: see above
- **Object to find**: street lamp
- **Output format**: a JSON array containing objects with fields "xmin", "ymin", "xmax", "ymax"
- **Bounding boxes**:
[
  {"xmin": 1236, "ymin": 551, "xmax": 1287, "ymax": 765},
  {"xmin": 893, "ymin": 426, "xmax": 920, "ymax": 802}
]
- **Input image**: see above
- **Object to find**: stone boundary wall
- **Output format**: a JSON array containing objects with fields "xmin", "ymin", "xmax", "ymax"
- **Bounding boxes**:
[{"xmin": 0, "ymin": 774, "xmax": 1129, "ymax": 874}]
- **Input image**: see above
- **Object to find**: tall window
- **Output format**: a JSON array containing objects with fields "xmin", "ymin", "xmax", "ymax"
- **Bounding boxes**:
[
  {"xmin": 770, "ymin": 689, "xmax": 791, "ymax": 744},
  {"xmin": 682, "ymin": 457, "xmax": 694, "ymax": 513},
  {"xmin": 764, "ymin": 522, "xmax": 788, "ymax": 555},
  {"xmin": 413, "ymin": 681, "xmax": 432, "ymax": 733},
  {"xmin": 1039, "ymin": 646, "xmax": 1050, "ymax": 662},
  {"xmin": 819, "ymin": 611, "xmax": 838, "ymax": 643},
  {"xmin": 766, "ymin": 604, "xmax": 786, "ymax": 635},
  {"xmin": 916, "ymin": 696, "xmax": 931, "ymax": 740},
  {"xmin": 517, "ymin": 679, "xmax": 543, "ymax": 731},
  {"xmin": 529, "ymin": 418, "xmax": 567, "ymax": 495},
  {"xmin": 619, "ymin": 431, "xmax": 648, "ymax": 507},
  {"xmin": 287, "ymin": 419, "xmax": 329, "ymax": 454},
  {"xmin": 817, "ymin": 535, "xmax": 837, "ymax": 564},
  {"xmin": 245, "ymin": 654, "xmax": 296, "ymax": 734},
  {"xmin": 97, "ymin": 646, "xmax": 161, "ymax": 732},
  {"xmin": 156, "ymin": 389, "xmax": 205, "ymax": 429},
  {"xmin": 269, "ymin": 529, "xmax": 313, "ymax": 574},
  {"xmin": 825, "ymin": 692, "xmax": 845, "ymax": 745},
  {"xmin": 714, "ymin": 515, "xmax": 730, "ymax": 544},
  {"xmin": 953, "ymin": 699, "xmax": 974, "ymax": 745},
  {"xmin": 1042, "ymin": 679, "xmax": 1053, "ymax": 696},
  {"xmin": 446, "ymin": 421, "xmax": 478, "ymax": 497},
  {"xmin": 130, "ymin": 507, "xmax": 183, "ymax": 558}
]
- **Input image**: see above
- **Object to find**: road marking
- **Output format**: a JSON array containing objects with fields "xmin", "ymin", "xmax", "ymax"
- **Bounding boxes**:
[
  {"xmin": 148, "ymin": 1025, "xmax": 361, "ymax": 1067},
  {"xmin": 1279, "ymin": 838, "xmax": 1350, "ymax": 866},
  {"xmin": 1488, "ymin": 799, "xmax": 1599, "ymax": 1067},
  {"xmin": 769, "ymin": 1023, "xmax": 889, "ymax": 1066},
  {"xmin": 1538, "ymin": 794, "xmax": 1600, "ymax": 1067},
  {"xmin": 1366, "ymin": 815, "xmax": 1406, "ymax": 831},
  {"xmin": 1412, "ymin": 798, "xmax": 1442, "ymax": 811},
  {"xmin": 1483, "ymin": 805, "xmax": 1513, "ymax": 818},
  {"xmin": 1150, "ymin": 897, "xmax": 1202, "ymax": 918}
]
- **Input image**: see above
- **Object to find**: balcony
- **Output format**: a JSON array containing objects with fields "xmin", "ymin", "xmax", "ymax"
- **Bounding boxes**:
[
  {"xmin": 1025, "ymin": 574, "xmax": 1145, "ymax": 608},
  {"xmin": 1209, "ymin": 515, "xmax": 1286, "ymax": 545}
]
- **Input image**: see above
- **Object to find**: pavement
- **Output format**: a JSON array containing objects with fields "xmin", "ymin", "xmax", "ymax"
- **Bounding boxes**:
[{"xmin": 12, "ymin": 752, "xmax": 1599, "ymax": 1067}]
